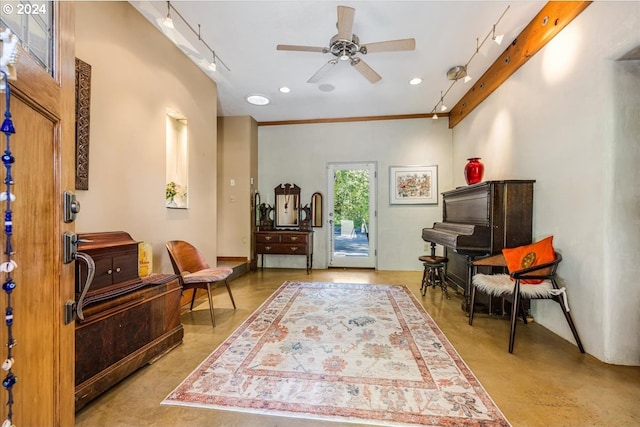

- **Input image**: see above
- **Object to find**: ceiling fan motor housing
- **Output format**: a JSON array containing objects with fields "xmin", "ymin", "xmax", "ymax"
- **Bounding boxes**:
[{"xmin": 329, "ymin": 34, "xmax": 361, "ymax": 59}]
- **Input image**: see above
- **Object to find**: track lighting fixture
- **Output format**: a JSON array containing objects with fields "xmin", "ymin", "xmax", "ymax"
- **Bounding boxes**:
[
  {"xmin": 430, "ymin": 5, "xmax": 510, "ymax": 120},
  {"xmin": 439, "ymin": 91, "xmax": 447, "ymax": 112},
  {"xmin": 446, "ymin": 65, "xmax": 468, "ymax": 81},
  {"xmin": 162, "ymin": 1, "xmax": 174, "ymax": 29},
  {"xmin": 163, "ymin": 1, "xmax": 229, "ymax": 73},
  {"xmin": 492, "ymin": 25, "xmax": 504, "ymax": 45},
  {"xmin": 208, "ymin": 51, "xmax": 217, "ymax": 71}
]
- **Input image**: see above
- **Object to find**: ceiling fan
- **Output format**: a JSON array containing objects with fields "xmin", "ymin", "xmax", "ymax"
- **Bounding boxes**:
[{"xmin": 276, "ymin": 5, "xmax": 416, "ymax": 84}]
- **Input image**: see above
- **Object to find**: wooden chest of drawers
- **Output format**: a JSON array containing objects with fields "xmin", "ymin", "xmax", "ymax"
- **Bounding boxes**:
[{"xmin": 254, "ymin": 230, "xmax": 313, "ymax": 273}]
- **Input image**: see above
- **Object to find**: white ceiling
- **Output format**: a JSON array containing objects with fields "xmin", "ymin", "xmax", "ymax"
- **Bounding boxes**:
[{"xmin": 130, "ymin": 1, "xmax": 546, "ymax": 123}]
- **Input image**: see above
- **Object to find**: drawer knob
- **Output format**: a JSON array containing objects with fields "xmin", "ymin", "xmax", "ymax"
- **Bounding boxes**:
[
  {"xmin": 290, "ymin": 236, "xmax": 298, "ymax": 241},
  {"xmin": 290, "ymin": 247, "xmax": 298, "ymax": 252},
  {"xmin": 115, "ymin": 267, "xmax": 121, "ymax": 273},
  {"xmin": 107, "ymin": 269, "xmax": 113, "ymax": 275},
  {"xmin": 265, "ymin": 236, "xmax": 272, "ymax": 241},
  {"xmin": 265, "ymin": 246, "xmax": 272, "ymax": 251}
]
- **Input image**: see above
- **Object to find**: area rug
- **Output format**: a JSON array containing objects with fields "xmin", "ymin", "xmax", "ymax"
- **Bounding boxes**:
[{"xmin": 162, "ymin": 281, "xmax": 510, "ymax": 426}]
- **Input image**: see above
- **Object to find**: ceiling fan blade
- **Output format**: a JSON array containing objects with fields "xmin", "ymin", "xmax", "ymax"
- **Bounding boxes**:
[
  {"xmin": 337, "ymin": 6, "xmax": 355, "ymax": 41},
  {"xmin": 277, "ymin": 44, "xmax": 327, "ymax": 53},
  {"xmin": 361, "ymin": 38, "xmax": 416, "ymax": 54},
  {"xmin": 308, "ymin": 60, "xmax": 338, "ymax": 83},
  {"xmin": 351, "ymin": 58, "xmax": 381, "ymax": 84}
]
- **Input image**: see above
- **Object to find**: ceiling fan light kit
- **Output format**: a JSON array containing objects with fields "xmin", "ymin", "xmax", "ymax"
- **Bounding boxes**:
[{"xmin": 276, "ymin": 5, "xmax": 416, "ymax": 84}]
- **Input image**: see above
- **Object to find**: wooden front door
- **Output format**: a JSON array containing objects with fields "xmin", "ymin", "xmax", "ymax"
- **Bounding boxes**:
[{"xmin": 0, "ymin": 4, "xmax": 76, "ymax": 426}]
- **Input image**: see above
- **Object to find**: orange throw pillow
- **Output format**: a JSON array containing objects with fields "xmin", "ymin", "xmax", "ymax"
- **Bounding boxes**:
[{"xmin": 502, "ymin": 236, "xmax": 555, "ymax": 284}]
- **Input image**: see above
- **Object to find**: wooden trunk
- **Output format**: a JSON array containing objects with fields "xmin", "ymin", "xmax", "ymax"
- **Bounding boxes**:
[
  {"xmin": 74, "ymin": 231, "xmax": 184, "ymax": 411},
  {"xmin": 75, "ymin": 274, "xmax": 183, "ymax": 410}
]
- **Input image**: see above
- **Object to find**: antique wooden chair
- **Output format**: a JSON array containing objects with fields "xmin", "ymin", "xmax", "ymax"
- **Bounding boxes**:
[
  {"xmin": 165, "ymin": 240, "xmax": 236, "ymax": 327},
  {"xmin": 469, "ymin": 251, "xmax": 584, "ymax": 354}
]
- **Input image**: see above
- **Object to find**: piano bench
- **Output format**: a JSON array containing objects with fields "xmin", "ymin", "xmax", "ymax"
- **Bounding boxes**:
[{"xmin": 418, "ymin": 255, "xmax": 450, "ymax": 299}]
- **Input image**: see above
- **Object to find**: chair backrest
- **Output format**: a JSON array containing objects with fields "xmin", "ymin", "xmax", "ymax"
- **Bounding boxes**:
[
  {"xmin": 165, "ymin": 240, "xmax": 210, "ymax": 276},
  {"xmin": 513, "ymin": 252, "xmax": 562, "ymax": 282}
]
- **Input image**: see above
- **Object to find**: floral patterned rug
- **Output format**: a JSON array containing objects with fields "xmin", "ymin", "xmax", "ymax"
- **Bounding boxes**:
[{"xmin": 162, "ymin": 281, "xmax": 510, "ymax": 426}]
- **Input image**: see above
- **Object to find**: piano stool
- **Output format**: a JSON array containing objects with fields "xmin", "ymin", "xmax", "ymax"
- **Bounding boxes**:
[{"xmin": 418, "ymin": 255, "xmax": 450, "ymax": 299}]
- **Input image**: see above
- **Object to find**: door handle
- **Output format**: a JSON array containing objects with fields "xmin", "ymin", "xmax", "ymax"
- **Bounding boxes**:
[
  {"xmin": 65, "ymin": 251, "xmax": 95, "ymax": 323},
  {"xmin": 73, "ymin": 252, "xmax": 95, "ymax": 322}
]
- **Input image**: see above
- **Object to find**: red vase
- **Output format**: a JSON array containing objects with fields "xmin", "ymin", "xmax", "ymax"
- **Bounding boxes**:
[{"xmin": 464, "ymin": 157, "xmax": 484, "ymax": 185}]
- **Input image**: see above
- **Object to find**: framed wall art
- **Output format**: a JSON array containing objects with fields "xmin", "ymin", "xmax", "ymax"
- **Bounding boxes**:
[{"xmin": 389, "ymin": 165, "xmax": 438, "ymax": 205}]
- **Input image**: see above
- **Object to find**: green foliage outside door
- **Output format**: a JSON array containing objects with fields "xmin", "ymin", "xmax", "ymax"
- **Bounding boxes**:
[{"xmin": 333, "ymin": 169, "xmax": 369, "ymax": 230}]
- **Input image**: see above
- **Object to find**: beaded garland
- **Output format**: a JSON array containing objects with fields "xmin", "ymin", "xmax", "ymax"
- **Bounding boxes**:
[{"xmin": 1, "ymin": 70, "xmax": 16, "ymax": 427}]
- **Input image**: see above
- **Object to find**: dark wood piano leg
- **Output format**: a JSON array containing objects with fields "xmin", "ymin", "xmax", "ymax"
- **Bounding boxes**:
[{"xmin": 461, "ymin": 255, "xmax": 474, "ymax": 313}]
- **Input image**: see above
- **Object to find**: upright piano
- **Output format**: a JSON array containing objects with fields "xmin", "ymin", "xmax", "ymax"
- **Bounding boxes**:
[{"xmin": 422, "ymin": 180, "xmax": 535, "ymax": 311}]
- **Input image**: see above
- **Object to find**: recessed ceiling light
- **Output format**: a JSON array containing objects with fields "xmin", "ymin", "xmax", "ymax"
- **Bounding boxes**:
[
  {"xmin": 246, "ymin": 95, "xmax": 270, "ymax": 106},
  {"xmin": 279, "ymin": 87, "xmax": 291, "ymax": 94},
  {"xmin": 409, "ymin": 78, "xmax": 423, "ymax": 85}
]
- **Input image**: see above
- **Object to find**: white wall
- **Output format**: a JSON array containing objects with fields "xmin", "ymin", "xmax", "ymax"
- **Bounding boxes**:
[
  {"xmin": 607, "ymin": 58, "xmax": 640, "ymax": 364},
  {"xmin": 75, "ymin": 2, "xmax": 219, "ymax": 274},
  {"xmin": 258, "ymin": 118, "xmax": 452, "ymax": 270},
  {"xmin": 452, "ymin": 2, "xmax": 640, "ymax": 365}
]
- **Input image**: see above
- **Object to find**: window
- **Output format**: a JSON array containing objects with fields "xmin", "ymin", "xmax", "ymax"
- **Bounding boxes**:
[{"xmin": 1, "ymin": 1, "xmax": 54, "ymax": 75}]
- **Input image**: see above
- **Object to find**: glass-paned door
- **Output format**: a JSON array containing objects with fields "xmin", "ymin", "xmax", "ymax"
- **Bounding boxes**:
[{"xmin": 327, "ymin": 162, "xmax": 376, "ymax": 268}]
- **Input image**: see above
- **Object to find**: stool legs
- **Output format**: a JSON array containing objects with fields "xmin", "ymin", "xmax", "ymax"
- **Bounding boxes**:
[
  {"xmin": 420, "ymin": 262, "xmax": 449, "ymax": 299},
  {"xmin": 420, "ymin": 265, "xmax": 429, "ymax": 296},
  {"xmin": 435, "ymin": 266, "xmax": 450, "ymax": 299}
]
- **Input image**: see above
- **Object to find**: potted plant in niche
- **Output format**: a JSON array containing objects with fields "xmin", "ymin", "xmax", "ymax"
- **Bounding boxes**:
[{"xmin": 165, "ymin": 181, "xmax": 178, "ymax": 207}]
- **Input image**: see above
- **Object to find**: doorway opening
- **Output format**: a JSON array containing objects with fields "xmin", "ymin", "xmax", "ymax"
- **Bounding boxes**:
[{"xmin": 327, "ymin": 162, "xmax": 377, "ymax": 268}]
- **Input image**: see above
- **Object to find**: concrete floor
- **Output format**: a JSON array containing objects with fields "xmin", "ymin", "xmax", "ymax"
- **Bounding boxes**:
[{"xmin": 75, "ymin": 268, "xmax": 640, "ymax": 427}]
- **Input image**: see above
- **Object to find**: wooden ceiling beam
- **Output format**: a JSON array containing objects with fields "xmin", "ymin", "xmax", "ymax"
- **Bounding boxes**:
[{"xmin": 448, "ymin": 1, "xmax": 591, "ymax": 129}]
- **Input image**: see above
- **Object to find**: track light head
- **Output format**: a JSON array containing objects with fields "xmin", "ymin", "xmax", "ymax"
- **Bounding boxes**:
[
  {"xmin": 163, "ymin": 16, "xmax": 174, "ymax": 29},
  {"xmin": 163, "ymin": 1, "xmax": 174, "ymax": 28},
  {"xmin": 492, "ymin": 24, "xmax": 504, "ymax": 45}
]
